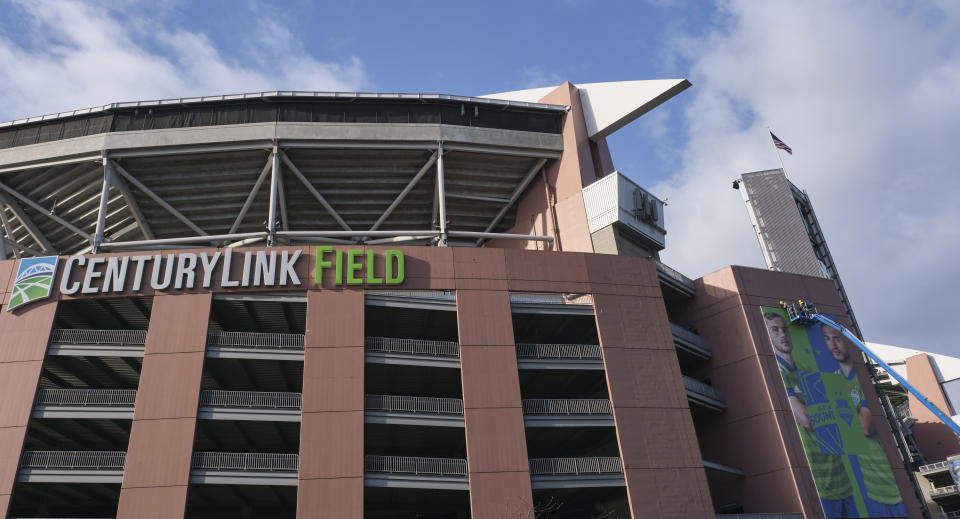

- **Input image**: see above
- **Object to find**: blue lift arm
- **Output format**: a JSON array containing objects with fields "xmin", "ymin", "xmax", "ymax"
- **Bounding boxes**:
[{"xmin": 784, "ymin": 301, "xmax": 960, "ymax": 440}]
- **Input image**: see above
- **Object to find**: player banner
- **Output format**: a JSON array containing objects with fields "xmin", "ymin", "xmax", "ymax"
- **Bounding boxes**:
[{"xmin": 761, "ymin": 306, "xmax": 906, "ymax": 518}]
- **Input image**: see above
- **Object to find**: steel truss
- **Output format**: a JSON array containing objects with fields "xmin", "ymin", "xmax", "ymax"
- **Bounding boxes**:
[{"xmin": 0, "ymin": 141, "xmax": 555, "ymax": 258}]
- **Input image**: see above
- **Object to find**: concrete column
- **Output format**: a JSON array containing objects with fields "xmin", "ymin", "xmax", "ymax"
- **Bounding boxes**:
[
  {"xmin": 457, "ymin": 286, "xmax": 534, "ymax": 519},
  {"xmin": 117, "ymin": 292, "xmax": 211, "ymax": 519},
  {"xmin": 0, "ymin": 261, "xmax": 57, "ymax": 518},
  {"xmin": 589, "ymin": 255, "xmax": 713, "ymax": 519},
  {"xmin": 906, "ymin": 353, "xmax": 960, "ymax": 462},
  {"xmin": 297, "ymin": 288, "xmax": 365, "ymax": 518}
]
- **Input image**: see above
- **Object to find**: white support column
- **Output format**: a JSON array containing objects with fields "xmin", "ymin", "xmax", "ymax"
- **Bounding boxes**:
[
  {"xmin": 435, "ymin": 141, "xmax": 448, "ymax": 247},
  {"xmin": 0, "ymin": 227, "xmax": 7, "ymax": 260},
  {"xmin": 229, "ymin": 158, "xmax": 272, "ymax": 234},
  {"xmin": 92, "ymin": 157, "xmax": 113, "ymax": 253},
  {"xmin": 267, "ymin": 146, "xmax": 280, "ymax": 246},
  {"xmin": 277, "ymin": 158, "xmax": 289, "ymax": 233}
]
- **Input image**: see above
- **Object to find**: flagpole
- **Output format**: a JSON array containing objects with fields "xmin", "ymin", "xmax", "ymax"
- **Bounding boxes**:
[{"xmin": 767, "ymin": 126, "xmax": 788, "ymax": 177}]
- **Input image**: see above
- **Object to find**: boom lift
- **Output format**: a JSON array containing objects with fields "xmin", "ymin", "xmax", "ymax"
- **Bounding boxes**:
[{"xmin": 782, "ymin": 300, "xmax": 960, "ymax": 439}]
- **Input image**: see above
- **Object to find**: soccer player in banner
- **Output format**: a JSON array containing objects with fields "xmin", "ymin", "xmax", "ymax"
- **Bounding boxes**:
[
  {"xmin": 824, "ymin": 326, "xmax": 907, "ymax": 517},
  {"xmin": 762, "ymin": 307, "xmax": 906, "ymax": 518}
]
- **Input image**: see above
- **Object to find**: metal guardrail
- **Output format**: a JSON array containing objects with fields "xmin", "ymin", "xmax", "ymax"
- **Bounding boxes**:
[
  {"xmin": 365, "ymin": 337, "xmax": 460, "ymax": 357},
  {"xmin": 207, "ymin": 331, "xmax": 304, "ymax": 350},
  {"xmin": 365, "ymin": 394, "xmax": 463, "ymax": 415},
  {"xmin": 191, "ymin": 452, "xmax": 298, "ymax": 472},
  {"xmin": 683, "ymin": 376, "xmax": 726, "ymax": 403},
  {"xmin": 35, "ymin": 389, "xmax": 137, "ymax": 407},
  {"xmin": 919, "ymin": 460, "xmax": 950, "ymax": 473},
  {"xmin": 509, "ymin": 293, "xmax": 593, "ymax": 306},
  {"xmin": 931, "ymin": 485, "xmax": 958, "ymax": 497},
  {"xmin": 364, "ymin": 455, "xmax": 467, "ymax": 476},
  {"xmin": 522, "ymin": 399, "xmax": 612, "ymax": 415},
  {"xmin": 529, "ymin": 457, "xmax": 623, "ymax": 476},
  {"xmin": 655, "ymin": 261, "xmax": 696, "ymax": 293},
  {"xmin": 199, "ymin": 390, "xmax": 301, "ymax": 409},
  {"xmin": 515, "ymin": 343, "xmax": 602, "ymax": 360},
  {"xmin": 21, "ymin": 450, "xmax": 125, "ymax": 470},
  {"xmin": 50, "ymin": 329, "xmax": 146, "ymax": 345},
  {"xmin": 670, "ymin": 323, "xmax": 711, "ymax": 353}
]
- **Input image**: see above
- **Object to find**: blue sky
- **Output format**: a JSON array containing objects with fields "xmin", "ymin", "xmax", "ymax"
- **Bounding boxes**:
[
  {"xmin": 0, "ymin": 0, "xmax": 958, "ymax": 355},
  {"xmin": 0, "ymin": 0, "xmax": 712, "ymax": 187}
]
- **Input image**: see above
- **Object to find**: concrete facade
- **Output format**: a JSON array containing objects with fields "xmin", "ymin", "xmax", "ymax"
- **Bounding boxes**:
[
  {"xmin": 0, "ymin": 83, "xmax": 928, "ymax": 518},
  {"xmin": 0, "ymin": 250, "xmax": 926, "ymax": 518}
]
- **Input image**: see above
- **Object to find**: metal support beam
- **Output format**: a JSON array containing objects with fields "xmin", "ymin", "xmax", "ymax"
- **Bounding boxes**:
[
  {"xmin": 440, "ymin": 143, "xmax": 561, "ymax": 160},
  {"xmin": 446, "ymin": 192, "xmax": 511, "ymax": 204},
  {"xmin": 108, "ymin": 142, "xmax": 272, "ymax": 159},
  {"xmin": 276, "ymin": 230, "xmax": 438, "ymax": 239},
  {"xmin": 276, "ymin": 236, "xmax": 356, "ymax": 245},
  {"xmin": 267, "ymin": 146, "xmax": 280, "ymax": 246},
  {"xmin": 475, "ymin": 158, "xmax": 547, "ymax": 246},
  {"xmin": 229, "ymin": 159, "xmax": 272, "ymax": 234},
  {"xmin": 227, "ymin": 236, "xmax": 267, "ymax": 247},
  {"xmin": 3, "ymin": 238, "xmax": 43, "ymax": 257},
  {"xmin": 370, "ymin": 152, "xmax": 438, "ymax": 231},
  {"xmin": 98, "ymin": 232, "xmax": 265, "ymax": 249},
  {"xmin": 110, "ymin": 170, "xmax": 154, "ymax": 240},
  {"xmin": 0, "ymin": 230, "xmax": 6, "ymax": 259},
  {"xmin": 436, "ymin": 142, "xmax": 448, "ymax": 247},
  {"xmin": 110, "ymin": 160, "xmax": 208, "ymax": 237},
  {"xmin": 279, "ymin": 140, "xmax": 436, "ymax": 151},
  {"xmin": 0, "ymin": 181, "xmax": 93, "ymax": 243},
  {"xmin": 448, "ymin": 230, "xmax": 553, "ymax": 242},
  {"xmin": 77, "ymin": 221, "xmax": 142, "ymax": 254},
  {"xmin": 0, "ymin": 194, "xmax": 54, "ymax": 253},
  {"xmin": 365, "ymin": 235, "xmax": 437, "ymax": 245},
  {"xmin": 279, "ymin": 151, "xmax": 351, "ymax": 231},
  {"xmin": 92, "ymin": 158, "xmax": 112, "ymax": 253}
]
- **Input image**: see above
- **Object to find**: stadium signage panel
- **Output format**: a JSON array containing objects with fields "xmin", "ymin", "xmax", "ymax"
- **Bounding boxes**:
[
  {"xmin": 314, "ymin": 246, "xmax": 404, "ymax": 285},
  {"xmin": 6, "ymin": 247, "xmax": 407, "ymax": 311},
  {"xmin": 59, "ymin": 249, "xmax": 304, "ymax": 296}
]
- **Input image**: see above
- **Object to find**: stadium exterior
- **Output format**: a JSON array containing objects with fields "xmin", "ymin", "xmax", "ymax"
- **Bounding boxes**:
[{"xmin": 0, "ymin": 81, "xmax": 926, "ymax": 518}]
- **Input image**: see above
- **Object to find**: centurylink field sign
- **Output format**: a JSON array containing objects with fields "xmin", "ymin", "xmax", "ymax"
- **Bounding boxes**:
[{"xmin": 6, "ymin": 247, "xmax": 405, "ymax": 312}]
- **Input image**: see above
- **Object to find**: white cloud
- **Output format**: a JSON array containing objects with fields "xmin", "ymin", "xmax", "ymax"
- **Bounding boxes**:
[
  {"xmin": 655, "ymin": 1, "xmax": 960, "ymax": 353},
  {"xmin": 0, "ymin": 0, "xmax": 369, "ymax": 121},
  {"xmin": 520, "ymin": 66, "xmax": 564, "ymax": 90}
]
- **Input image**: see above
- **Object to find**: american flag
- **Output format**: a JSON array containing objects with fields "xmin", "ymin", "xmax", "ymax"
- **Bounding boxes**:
[{"xmin": 770, "ymin": 132, "xmax": 792, "ymax": 155}]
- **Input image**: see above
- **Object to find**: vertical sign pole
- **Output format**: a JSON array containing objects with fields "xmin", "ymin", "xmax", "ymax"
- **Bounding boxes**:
[
  {"xmin": 267, "ymin": 145, "xmax": 280, "ymax": 247},
  {"xmin": 92, "ymin": 155, "xmax": 113, "ymax": 253},
  {"xmin": 436, "ymin": 141, "xmax": 448, "ymax": 247}
]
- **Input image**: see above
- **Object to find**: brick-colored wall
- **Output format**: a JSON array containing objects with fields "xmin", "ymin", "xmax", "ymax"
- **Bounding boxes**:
[
  {"xmin": 117, "ymin": 292, "xmax": 211, "ymax": 519},
  {"xmin": 684, "ymin": 266, "xmax": 924, "ymax": 518}
]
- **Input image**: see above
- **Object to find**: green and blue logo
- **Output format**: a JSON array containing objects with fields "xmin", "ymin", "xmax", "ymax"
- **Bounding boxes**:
[{"xmin": 7, "ymin": 256, "xmax": 58, "ymax": 311}]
